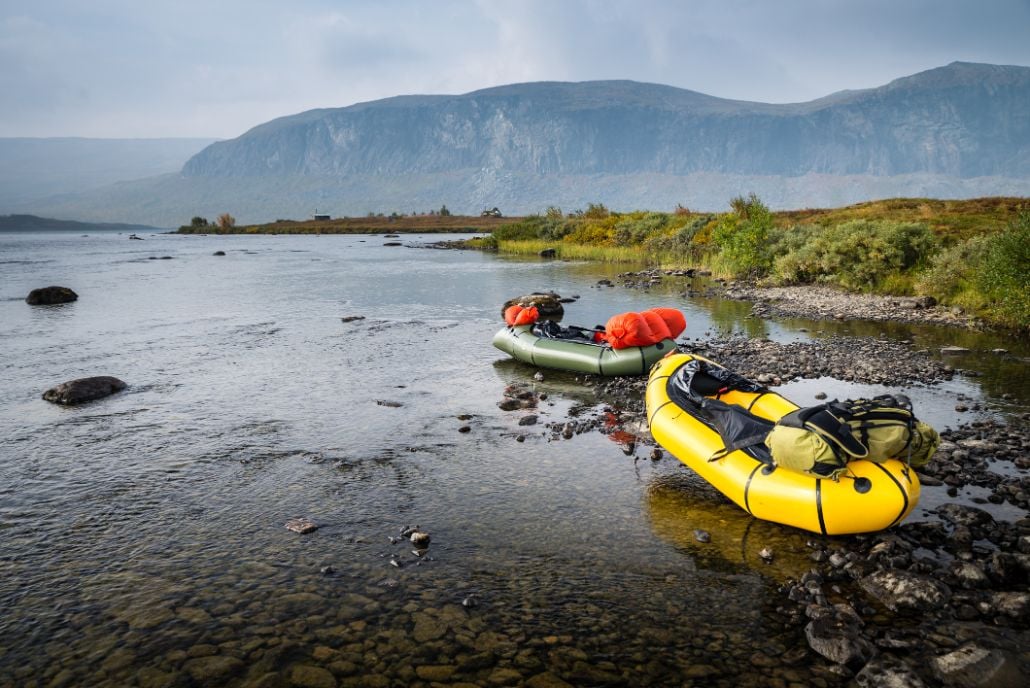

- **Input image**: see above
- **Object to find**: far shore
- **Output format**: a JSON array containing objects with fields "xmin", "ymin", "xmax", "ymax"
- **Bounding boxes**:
[{"xmin": 175, "ymin": 214, "xmax": 520, "ymax": 235}]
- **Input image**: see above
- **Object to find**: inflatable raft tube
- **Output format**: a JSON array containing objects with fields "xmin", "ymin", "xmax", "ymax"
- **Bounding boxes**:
[
  {"xmin": 646, "ymin": 353, "xmax": 920, "ymax": 535},
  {"xmin": 493, "ymin": 324, "xmax": 676, "ymax": 376}
]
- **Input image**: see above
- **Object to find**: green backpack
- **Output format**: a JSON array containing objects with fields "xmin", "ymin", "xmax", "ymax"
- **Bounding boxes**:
[{"xmin": 765, "ymin": 395, "xmax": 940, "ymax": 479}]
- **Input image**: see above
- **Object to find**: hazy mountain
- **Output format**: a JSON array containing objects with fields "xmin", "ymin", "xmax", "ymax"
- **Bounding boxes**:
[
  {"xmin": 184, "ymin": 62, "xmax": 1030, "ymax": 179},
  {"xmin": 11, "ymin": 62, "xmax": 1030, "ymax": 225},
  {"xmin": 0, "ymin": 137, "xmax": 217, "ymax": 206},
  {"xmin": 0, "ymin": 214, "xmax": 158, "ymax": 232}
]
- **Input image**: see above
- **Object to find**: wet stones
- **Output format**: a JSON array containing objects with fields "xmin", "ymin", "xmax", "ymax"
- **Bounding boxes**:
[
  {"xmin": 42, "ymin": 376, "xmax": 126, "ymax": 405},
  {"xmin": 717, "ymin": 284, "xmax": 975, "ymax": 328},
  {"xmin": 692, "ymin": 334, "xmax": 952, "ymax": 386},
  {"xmin": 499, "ymin": 383, "xmax": 539, "ymax": 412},
  {"xmin": 183, "ymin": 655, "xmax": 244, "ymax": 683},
  {"xmin": 26, "ymin": 285, "xmax": 78, "ymax": 305}
]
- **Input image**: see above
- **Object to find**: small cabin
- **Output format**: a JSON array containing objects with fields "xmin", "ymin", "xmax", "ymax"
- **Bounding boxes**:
[
  {"xmin": 481, "ymin": 207, "xmax": 502, "ymax": 217},
  {"xmin": 312, "ymin": 214, "xmax": 331, "ymax": 221}
]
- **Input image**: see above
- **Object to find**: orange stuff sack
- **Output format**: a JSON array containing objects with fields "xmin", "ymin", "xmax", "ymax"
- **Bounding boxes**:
[
  {"xmin": 641, "ymin": 310, "xmax": 672, "ymax": 342},
  {"xmin": 513, "ymin": 306, "xmax": 539, "ymax": 326},
  {"xmin": 649, "ymin": 307, "xmax": 686, "ymax": 339},
  {"xmin": 604, "ymin": 312, "xmax": 656, "ymax": 349},
  {"xmin": 504, "ymin": 305, "xmax": 524, "ymax": 326}
]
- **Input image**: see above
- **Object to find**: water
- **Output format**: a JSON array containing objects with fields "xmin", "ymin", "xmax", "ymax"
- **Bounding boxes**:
[{"xmin": 0, "ymin": 231, "xmax": 1027, "ymax": 686}]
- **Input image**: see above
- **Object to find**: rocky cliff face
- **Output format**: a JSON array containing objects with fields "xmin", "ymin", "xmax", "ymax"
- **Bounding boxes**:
[{"xmin": 183, "ymin": 63, "xmax": 1030, "ymax": 180}]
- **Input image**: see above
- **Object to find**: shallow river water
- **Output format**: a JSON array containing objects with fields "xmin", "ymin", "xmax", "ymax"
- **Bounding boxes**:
[{"xmin": 1, "ymin": 231, "xmax": 1027, "ymax": 687}]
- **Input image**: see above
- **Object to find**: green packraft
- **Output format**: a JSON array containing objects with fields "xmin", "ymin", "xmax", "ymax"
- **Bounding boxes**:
[{"xmin": 765, "ymin": 394, "xmax": 940, "ymax": 479}]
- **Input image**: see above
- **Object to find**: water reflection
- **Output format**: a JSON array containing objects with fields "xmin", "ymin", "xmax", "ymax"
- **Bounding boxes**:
[{"xmin": 645, "ymin": 473, "xmax": 819, "ymax": 581}]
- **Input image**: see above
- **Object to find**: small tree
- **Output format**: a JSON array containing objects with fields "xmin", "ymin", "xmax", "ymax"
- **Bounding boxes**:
[
  {"xmin": 439, "ymin": 204, "xmax": 451, "ymax": 217},
  {"xmin": 216, "ymin": 213, "xmax": 236, "ymax": 231},
  {"xmin": 190, "ymin": 216, "xmax": 209, "ymax": 227},
  {"xmin": 713, "ymin": 193, "xmax": 774, "ymax": 277}
]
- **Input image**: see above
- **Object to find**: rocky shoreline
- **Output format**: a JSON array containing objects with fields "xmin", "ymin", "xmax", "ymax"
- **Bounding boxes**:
[
  {"xmin": 502, "ymin": 333, "xmax": 1029, "ymax": 686},
  {"xmin": 723, "ymin": 283, "xmax": 979, "ymax": 329},
  {"xmin": 615, "ymin": 269, "xmax": 982, "ymax": 330}
]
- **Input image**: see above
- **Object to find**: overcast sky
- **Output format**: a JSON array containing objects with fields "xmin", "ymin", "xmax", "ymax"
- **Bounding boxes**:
[{"xmin": 2, "ymin": 0, "xmax": 1029, "ymax": 139}]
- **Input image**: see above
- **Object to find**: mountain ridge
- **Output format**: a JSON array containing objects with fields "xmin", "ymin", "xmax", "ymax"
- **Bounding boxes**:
[
  {"xmin": 7, "ymin": 62, "xmax": 1030, "ymax": 225},
  {"xmin": 183, "ymin": 61, "xmax": 1030, "ymax": 180}
]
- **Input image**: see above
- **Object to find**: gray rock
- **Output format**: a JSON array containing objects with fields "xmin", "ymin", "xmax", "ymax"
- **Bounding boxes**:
[
  {"xmin": 42, "ymin": 376, "xmax": 126, "ymax": 405},
  {"xmin": 937, "ymin": 503, "xmax": 995, "ymax": 529},
  {"xmin": 941, "ymin": 346, "xmax": 971, "ymax": 355},
  {"xmin": 26, "ymin": 286, "xmax": 78, "ymax": 305},
  {"xmin": 855, "ymin": 654, "xmax": 928, "ymax": 688},
  {"xmin": 804, "ymin": 615, "xmax": 873, "ymax": 666},
  {"xmin": 518, "ymin": 414, "xmax": 538, "ymax": 426},
  {"xmin": 213, "ymin": 250, "xmax": 226, "ymax": 256},
  {"xmin": 539, "ymin": 248, "xmax": 557, "ymax": 258},
  {"xmin": 859, "ymin": 570, "xmax": 951, "ymax": 613},
  {"xmin": 949, "ymin": 561, "xmax": 989, "ymax": 589},
  {"xmin": 931, "ymin": 643, "xmax": 1020, "ymax": 688},
  {"xmin": 989, "ymin": 591, "xmax": 1030, "ymax": 620}
]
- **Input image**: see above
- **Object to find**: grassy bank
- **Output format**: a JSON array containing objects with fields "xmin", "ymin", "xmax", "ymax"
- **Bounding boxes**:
[
  {"xmin": 478, "ymin": 197, "xmax": 1030, "ymax": 331},
  {"xmin": 177, "ymin": 214, "xmax": 518, "ymax": 234}
]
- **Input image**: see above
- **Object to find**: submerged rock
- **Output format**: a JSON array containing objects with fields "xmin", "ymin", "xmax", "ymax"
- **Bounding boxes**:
[
  {"xmin": 26, "ymin": 286, "xmax": 78, "ymax": 305},
  {"xmin": 285, "ymin": 518, "xmax": 318, "ymax": 534},
  {"xmin": 42, "ymin": 376, "xmax": 126, "ymax": 405}
]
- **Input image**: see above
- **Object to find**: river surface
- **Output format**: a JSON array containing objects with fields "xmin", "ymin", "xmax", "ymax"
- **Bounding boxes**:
[{"xmin": 1, "ymin": 231, "xmax": 1027, "ymax": 687}]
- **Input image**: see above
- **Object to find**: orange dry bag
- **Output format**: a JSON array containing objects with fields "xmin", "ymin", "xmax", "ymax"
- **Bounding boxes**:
[
  {"xmin": 649, "ymin": 307, "xmax": 686, "ymax": 339},
  {"xmin": 513, "ymin": 306, "xmax": 539, "ymax": 326},
  {"xmin": 604, "ymin": 312, "xmax": 655, "ymax": 349},
  {"xmin": 640, "ymin": 311, "xmax": 672, "ymax": 343},
  {"xmin": 504, "ymin": 305, "xmax": 524, "ymax": 326}
]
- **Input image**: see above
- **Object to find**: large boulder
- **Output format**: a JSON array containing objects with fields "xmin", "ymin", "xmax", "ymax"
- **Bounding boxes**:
[
  {"xmin": 26, "ymin": 286, "xmax": 78, "ymax": 305},
  {"xmin": 43, "ymin": 376, "xmax": 127, "ymax": 405},
  {"xmin": 501, "ymin": 292, "xmax": 564, "ymax": 318}
]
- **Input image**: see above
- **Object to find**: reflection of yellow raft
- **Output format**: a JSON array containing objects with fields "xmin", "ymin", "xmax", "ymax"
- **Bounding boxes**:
[{"xmin": 646, "ymin": 353, "xmax": 920, "ymax": 535}]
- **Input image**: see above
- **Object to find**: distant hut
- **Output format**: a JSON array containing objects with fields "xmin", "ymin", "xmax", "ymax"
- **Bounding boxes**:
[{"xmin": 481, "ymin": 207, "xmax": 502, "ymax": 217}]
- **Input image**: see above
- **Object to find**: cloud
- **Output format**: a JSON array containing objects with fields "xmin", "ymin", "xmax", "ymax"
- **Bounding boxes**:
[{"xmin": 0, "ymin": 0, "xmax": 1028, "ymax": 137}]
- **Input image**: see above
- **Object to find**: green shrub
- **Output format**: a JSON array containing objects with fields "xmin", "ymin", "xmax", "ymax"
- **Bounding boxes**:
[
  {"xmin": 712, "ymin": 194, "xmax": 774, "ymax": 277},
  {"xmin": 771, "ymin": 220, "xmax": 939, "ymax": 290},
  {"xmin": 915, "ymin": 234, "xmax": 989, "ymax": 301},
  {"xmin": 975, "ymin": 213, "xmax": 1030, "ymax": 328}
]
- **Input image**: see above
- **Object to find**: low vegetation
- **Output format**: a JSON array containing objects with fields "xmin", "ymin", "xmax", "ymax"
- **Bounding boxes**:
[{"xmin": 479, "ymin": 196, "xmax": 1030, "ymax": 330}]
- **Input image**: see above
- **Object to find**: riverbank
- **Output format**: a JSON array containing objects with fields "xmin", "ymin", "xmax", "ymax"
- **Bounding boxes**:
[{"xmin": 507, "ymin": 333, "xmax": 1029, "ymax": 686}]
